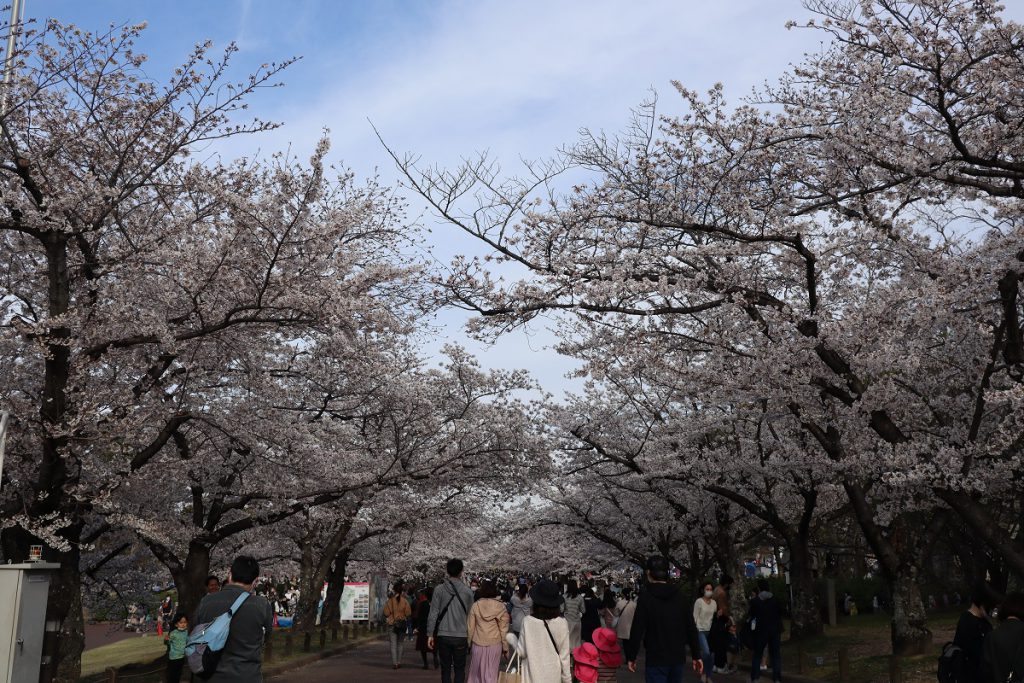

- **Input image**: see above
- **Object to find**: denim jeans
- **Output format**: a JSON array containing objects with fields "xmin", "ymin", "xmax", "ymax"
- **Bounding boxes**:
[
  {"xmin": 437, "ymin": 635, "xmax": 469, "ymax": 683},
  {"xmin": 750, "ymin": 633, "xmax": 782, "ymax": 683},
  {"xmin": 646, "ymin": 664, "xmax": 686, "ymax": 683},
  {"xmin": 698, "ymin": 630, "xmax": 714, "ymax": 675}
]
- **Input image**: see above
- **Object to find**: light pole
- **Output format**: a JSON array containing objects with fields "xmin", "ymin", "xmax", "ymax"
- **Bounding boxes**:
[
  {"xmin": 1, "ymin": 0, "xmax": 26, "ymax": 113},
  {"xmin": 0, "ymin": 0, "xmax": 25, "ymax": 491},
  {"xmin": 0, "ymin": 411, "xmax": 8, "ymax": 491}
]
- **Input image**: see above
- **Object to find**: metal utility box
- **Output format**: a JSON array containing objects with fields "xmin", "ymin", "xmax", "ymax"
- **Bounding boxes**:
[{"xmin": 0, "ymin": 563, "xmax": 59, "ymax": 683}]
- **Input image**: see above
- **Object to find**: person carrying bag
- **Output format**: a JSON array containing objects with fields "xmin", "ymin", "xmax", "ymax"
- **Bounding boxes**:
[
  {"xmin": 384, "ymin": 581, "xmax": 413, "ymax": 670},
  {"xmin": 499, "ymin": 650, "xmax": 522, "ymax": 683},
  {"xmin": 427, "ymin": 559, "xmax": 476, "ymax": 683}
]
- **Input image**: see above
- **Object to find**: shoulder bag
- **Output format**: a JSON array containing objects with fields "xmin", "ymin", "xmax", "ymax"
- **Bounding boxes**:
[
  {"xmin": 432, "ymin": 580, "xmax": 469, "ymax": 638},
  {"xmin": 543, "ymin": 619, "xmax": 560, "ymax": 654}
]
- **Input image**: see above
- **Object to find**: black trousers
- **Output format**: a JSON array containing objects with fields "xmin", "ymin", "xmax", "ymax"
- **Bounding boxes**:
[
  {"xmin": 436, "ymin": 635, "xmax": 468, "ymax": 683},
  {"xmin": 166, "ymin": 657, "xmax": 186, "ymax": 683}
]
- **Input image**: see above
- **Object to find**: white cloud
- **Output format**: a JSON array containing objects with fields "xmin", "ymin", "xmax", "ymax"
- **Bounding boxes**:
[{"xmin": 212, "ymin": 0, "xmax": 836, "ymax": 398}]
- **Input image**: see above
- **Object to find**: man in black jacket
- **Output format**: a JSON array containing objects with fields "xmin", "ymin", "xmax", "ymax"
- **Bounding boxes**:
[
  {"xmin": 981, "ymin": 592, "xmax": 1024, "ymax": 683},
  {"xmin": 626, "ymin": 556, "xmax": 703, "ymax": 683},
  {"xmin": 748, "ymin": 578, "xmax": 784, "ymax": 683},
  {"xmin": 953, "ymin": 586, "xmax": 994, "ymax": 683}
]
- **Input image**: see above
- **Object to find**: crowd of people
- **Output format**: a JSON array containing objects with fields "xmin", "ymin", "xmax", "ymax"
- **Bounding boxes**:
[
  {"xmin": 380, "ymin": 561, "xmax": 1024, "ymax": 683},
  {"xmin": 372, "ymin": 557, "xmax": 784, "ymax": 683},
  {"xmin": 152, "ymin": 553, "xmax": 1024, "ymax": 683}
]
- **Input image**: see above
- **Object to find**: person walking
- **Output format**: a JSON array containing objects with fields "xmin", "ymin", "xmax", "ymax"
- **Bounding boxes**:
[
  {"xmin": 415, "ymin": 588, "xmax": 440, "ymax": 670},
  {"xmin": 953, "ymin": 586, "xmax": 994, "ymax": 683},
  {"xmin": 583, "ymin": 588, "xmax": 602, "ymax": 644},
  {"xmin": 511, "ymin": 581, "xmax": 533, "ymax": 636},
  {"xmin": 694, "ymin": 582, "xmax": 717, "ymax": 683},
  {"xmin": 467, "ymin": 580, "xmax": 510, "ymax": 683},
  {"xmin": 428, "ymin": 558, "xmax": 476, "ymax": 683},
  {"xmin": 748, "ymin": 579, "xmax": 784, "ymax": 683},
  {"xmin": 514, "ymin": 579, "xmax": 572, "ymax": 683},
  {"xmin": 385, "ymin": 581, "xmax": 413, "ymax": 670},
  {"xmin": 194, "ymin": 556, "xmax": 275, "ymax": 683},
  {"xmin": 407, "ymin": 584, "xmax": 419, "ymax": 641},
  {"xmin": 615, "ymin": 589, "xmax": 637, "ymax": 653},
  {"xmin": 981, "ymin": 593, "xmax": 1024, "ymax": 683},
  {"xmin": 601, "ymin": 591, "xmax": 620, "ymax": 629},
  {"xmin": 711, "ymin": 576, "xmax": 737, "ymax": 675},
  {"xmin": 564, "ymin": 581, "xmax": 585, "ymax": 649},
  {"xmin": 625, "ymin": 556, "xmax": 703, "ymax": 683}
]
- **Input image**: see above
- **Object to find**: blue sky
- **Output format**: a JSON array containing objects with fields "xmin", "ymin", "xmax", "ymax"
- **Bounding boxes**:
[{"xmin": 37, "ymin": 0, "xmax": 1022, "ymax": 398}]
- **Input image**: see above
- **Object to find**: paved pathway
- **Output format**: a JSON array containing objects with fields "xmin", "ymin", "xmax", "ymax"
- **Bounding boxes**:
[
  {"xmin": 269, "ymin": 638, "xmax": 443, "ymax": 683},
  {"xmin": 270, "ymin": 636, "xmax": 748, "ymax": 683}
]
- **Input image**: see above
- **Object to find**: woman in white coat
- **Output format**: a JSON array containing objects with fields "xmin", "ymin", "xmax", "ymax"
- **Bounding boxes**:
[
  {"xmin": 514, "ymin": 579, "xmax": 571, "ymax": 683},
  {"xmin": 615, "ymin": 588, "xmax": 637, "ymax": 651}
]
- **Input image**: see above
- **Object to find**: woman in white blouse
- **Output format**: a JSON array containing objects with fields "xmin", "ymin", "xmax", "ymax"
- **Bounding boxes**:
[
  {"xmin": 693, "ymin": 581, "xmax": 717, "ymax": 683},
  {"xmin": 513, "ymin": 579, "xmax": 571, "ymax": 683}
]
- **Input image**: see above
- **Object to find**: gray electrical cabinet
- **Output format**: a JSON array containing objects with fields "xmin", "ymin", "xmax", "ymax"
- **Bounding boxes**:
[{"xmin": 0, "ymin": 563, "xmax": 58, "ymax": 683}]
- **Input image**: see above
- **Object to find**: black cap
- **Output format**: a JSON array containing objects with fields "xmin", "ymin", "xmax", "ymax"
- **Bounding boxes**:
[{"xmin": 530, "ymin": 579, "xmax": 563, "ymax": 608}]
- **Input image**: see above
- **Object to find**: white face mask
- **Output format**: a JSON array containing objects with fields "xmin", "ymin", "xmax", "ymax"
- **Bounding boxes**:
[{"xmin": 705, "ymin": 590, "xmax": 713, "ymax": 598}]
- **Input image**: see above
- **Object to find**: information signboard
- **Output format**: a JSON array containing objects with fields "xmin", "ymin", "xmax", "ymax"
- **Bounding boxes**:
[{"xmin": 340, "ymin": 582, "xmax": 370, "ymax": 621}]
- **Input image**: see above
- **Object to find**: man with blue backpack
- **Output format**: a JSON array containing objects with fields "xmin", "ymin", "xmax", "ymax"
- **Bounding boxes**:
[{"xmin": 189, "ymin": 555, "xmax": 275, "ymax": 681}]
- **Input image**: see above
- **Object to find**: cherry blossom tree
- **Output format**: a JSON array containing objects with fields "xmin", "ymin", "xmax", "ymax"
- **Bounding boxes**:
[
  {"xmin": 392, "ymin": 0, "xmax": 1023, "ymax": 654},
  {"xmin": 279, "ymin": 350, "xmax": 540, "ymax": 632},
  {"xmin": 0, "ymin": 21, "xmax": 417, "ymax": 680},
  {"xmin": 554, "ymin": 370, "xmax": 839, "ymax": 637}
]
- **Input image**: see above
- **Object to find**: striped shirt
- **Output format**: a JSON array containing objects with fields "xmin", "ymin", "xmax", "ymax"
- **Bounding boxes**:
[{"xmin": 597, "ymin": 663, "xmax": 618, "ymax": 682}]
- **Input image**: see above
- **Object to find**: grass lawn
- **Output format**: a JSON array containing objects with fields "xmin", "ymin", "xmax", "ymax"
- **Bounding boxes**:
[
  {"xmin": 779, "ymin": 608, "xmax": 960, "ymax": 683},
  {"xmin": 78, "ymin": 627, "xmax": 382, "ymax": 682},
  {"xmin": 260, "ymin": 626, "xmax": 381, "ymax": 670},
  {"xmin": 80, "ymin": 636, "xmax": 167, "ymax": 677}
]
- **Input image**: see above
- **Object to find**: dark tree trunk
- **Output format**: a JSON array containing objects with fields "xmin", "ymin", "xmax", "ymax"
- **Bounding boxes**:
[
  {"xmin": 843, "ymin": 481, "xmax": 931, "ymax": 655},
  {"xmin": 713, "ymin": 504, "xmax": 748, "ymax": 624},
  {"xmin": 787, "ymin": 539, "xmax": 823, "ymax": 639},
  {"xmin": 890, "ymin": 568, "xmax": 931, "ymax": 655},
  {"xmin": 321, "ymin": 549, "xmax": 351, "ymax": 626},
  {"xmin": 293, "ymin": 532, "xmax": 321, "ymax": 633},
  {"xmin": 33, "ymin": 233, "xmax": 85, "ymax": 683},
  {"xmin": 176, "ymin": 542, "xmax": 212, "ymax": 619},
  {"xmin": 42, "ymin": 539, "xmax": 84, "ymax": 683},
  {"xmin": 293, "ymin": 515, "xmax": 357, "ymax": 632}
]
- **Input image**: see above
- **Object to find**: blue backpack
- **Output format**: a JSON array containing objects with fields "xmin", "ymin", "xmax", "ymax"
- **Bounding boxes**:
[{"xmin": 186, "ymin": 591, "xmax": 250, "ymax": 677}]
